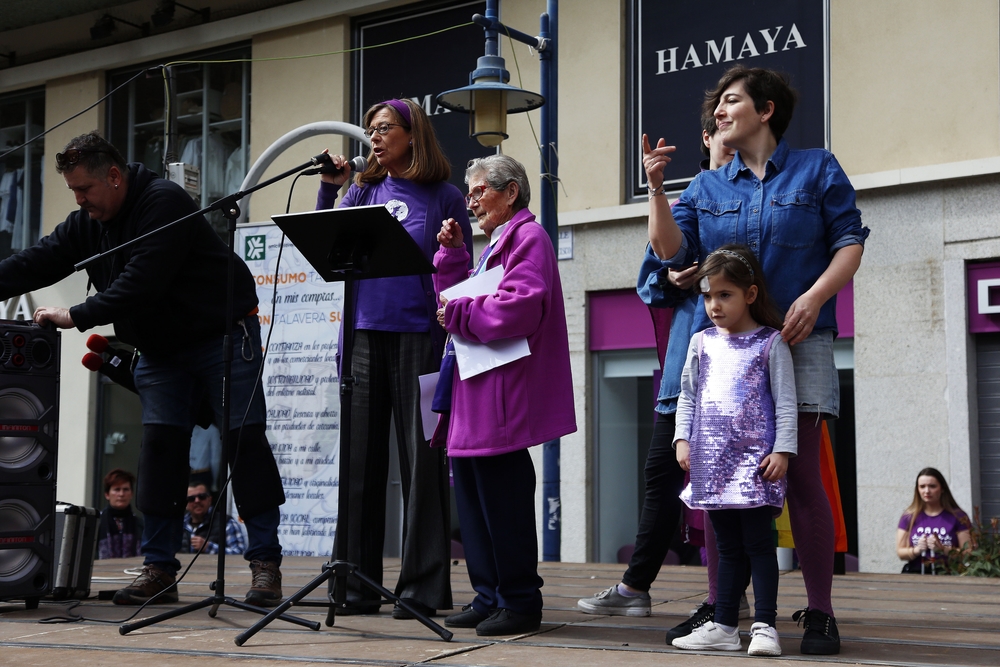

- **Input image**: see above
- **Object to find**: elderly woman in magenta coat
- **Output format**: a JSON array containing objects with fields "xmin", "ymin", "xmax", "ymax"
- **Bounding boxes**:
[{"xmin": 433, "ymin": 154, "xmax": 576, "ymax": 637}]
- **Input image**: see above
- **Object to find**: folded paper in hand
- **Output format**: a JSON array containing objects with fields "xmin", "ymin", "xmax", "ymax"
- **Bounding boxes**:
[{"xmin": 440, "ymin": 265, "xmax": 531, "ymax": 380}]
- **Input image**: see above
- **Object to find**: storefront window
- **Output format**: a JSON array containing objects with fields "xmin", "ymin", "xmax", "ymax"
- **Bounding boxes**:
[
  {"xmin": 107, "ymin": 44, "xmax": 250, "ymax": 236},
  {"xmin": 92, "ymin": 371, "xmax": 143, "ymax": 512},
  {"xmin": 0, "ymin": 88, "xmax": 44, "ymax": 261}
]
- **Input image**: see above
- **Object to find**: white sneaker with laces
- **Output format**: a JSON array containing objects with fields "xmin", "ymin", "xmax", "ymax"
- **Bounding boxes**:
[
  {"xmin": 747, "ymin": 622, "xmax": 782, "ymax": 656},
  {"xmin": 672, "ymin": 621, "xmax": 742, "ymax": 651}
]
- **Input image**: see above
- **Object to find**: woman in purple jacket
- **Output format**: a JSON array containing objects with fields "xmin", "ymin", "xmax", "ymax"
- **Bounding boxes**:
[{"xmin": 433, "ymin": 154, "xmax": 576, "ymax": 636}]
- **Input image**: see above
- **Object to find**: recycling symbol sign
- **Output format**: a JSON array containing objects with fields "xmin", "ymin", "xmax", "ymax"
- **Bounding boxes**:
[{"xmin": 245, "ymin": 235, "xmax": 266, "ymax": 261}]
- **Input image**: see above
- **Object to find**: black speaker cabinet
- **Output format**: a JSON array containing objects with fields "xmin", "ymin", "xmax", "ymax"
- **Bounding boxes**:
[
  {"xmin": 0, "ymin": 320, "xmax": 60, "ymax": 606},
  {"xmin": 0, "ymin": 320, "xmax": 60, "ymax": 485},
  {"xmin": 0, "ymin": 483, "xmax": 56, "ymax": 604}
]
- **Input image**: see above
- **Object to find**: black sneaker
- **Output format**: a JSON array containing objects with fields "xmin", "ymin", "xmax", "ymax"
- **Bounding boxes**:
[
  {"xmin": 793, "ymin": 607, "xmax": 841, "ymax": 655},
  {"xmin": 475, "ymin": 608, "xmax": 542, "ymax": 636},
  {"xmin": 112, "ymin": 564, "xmax": 178, "ymax": 605},
  {"xmin": 665, "ymin": 601, "xmax": 715, "ymax": 644},
  {"xmin": 245, "ymin": 560, "xmax": 282, "ymax": 607},
  {"xmin": 392, "ymin": 598, "xmax": 438, "ymax": 619},
  {"xmin": 445, "ymin": 603, "xmax": 488, "ymax": 628}
]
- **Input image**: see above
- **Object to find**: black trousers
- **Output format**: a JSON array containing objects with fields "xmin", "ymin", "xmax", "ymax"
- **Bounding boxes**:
[
  {"xmin": 621, "ymin": 413, "xmax": 687, "ymax": 592},
  {"xmin": 452, "ymin": 449, "xmax": 543, "ymax": 616},
  {"xmin": 334, "ymin": 330, "xmax": 452, "ymax": 609},
  {"xmin": 710, "ymin": 506, "xmax": 779, "ymax": 627}
]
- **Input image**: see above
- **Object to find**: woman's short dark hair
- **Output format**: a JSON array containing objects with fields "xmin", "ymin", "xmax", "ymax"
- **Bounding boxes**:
[
  {"xmin": 56, "ymin": 131, "xmax": 127, "ymax": 178},
  {"xmin": 702, "ymin": 65, "xmax": 798, "ymax": 142},
  {"xmin": 465, "ymin": 154, "xmax": 530, "ymax": 212},
  {"xmin": 103, "ymin": 468, "xmax": 136, "ymax": 495},
  {"xmin": 356, "ymin": 98, "xmax": 452, "ymax": 185}
]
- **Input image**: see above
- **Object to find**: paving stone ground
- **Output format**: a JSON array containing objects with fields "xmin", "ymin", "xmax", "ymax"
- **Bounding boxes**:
[{"xmin": 1, "ymin": 555, "xmax": 997, "ymax": 666}]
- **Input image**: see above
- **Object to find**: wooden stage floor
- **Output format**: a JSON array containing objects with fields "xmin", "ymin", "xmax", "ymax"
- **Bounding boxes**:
[{"xmin": 1, "ymin": 555, "xmax": 998, "ymax": 666}]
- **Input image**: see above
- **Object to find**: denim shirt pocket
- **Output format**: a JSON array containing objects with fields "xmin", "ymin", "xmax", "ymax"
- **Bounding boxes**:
[
  {"xmin": 770, "ymin": 190, "xmax": 821, "ymax": 249},
  {"xmin": 695, "ymin": 198, "xmax": 742, "ymax": 248}
]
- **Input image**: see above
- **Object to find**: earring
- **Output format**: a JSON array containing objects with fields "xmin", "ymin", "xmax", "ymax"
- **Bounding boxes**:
[
  {"xmin": 409, "ymin": 141, "xmax": 412, "ymax": 146},
  {"xmin": 114, "ymin": 183, "xmax": 118, "ymax": 189}
]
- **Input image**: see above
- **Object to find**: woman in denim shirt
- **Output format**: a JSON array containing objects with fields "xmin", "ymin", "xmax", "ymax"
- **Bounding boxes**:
[{"xmin": 643, "ymin": 65, "xmax": 869, "ymax": 656}]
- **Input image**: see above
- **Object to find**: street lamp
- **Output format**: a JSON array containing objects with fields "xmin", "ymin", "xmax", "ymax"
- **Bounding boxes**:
[
  {"xmin": 436, "ymin": 0, "xmax": 561, "ymax": 562},
  {"xmin": 436, "ymin": 52, "xmax": 543, "ymax": 147}
]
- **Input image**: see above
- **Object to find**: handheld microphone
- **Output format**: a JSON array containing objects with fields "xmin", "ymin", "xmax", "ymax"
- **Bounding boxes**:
[
  {"xmin": 83, "ymin": 334, "xmax": 138, "ymax": 393},
  {"xmin": 86, "ymin": 333, "xmax": 110, "ymax": 353},
  {"xmin": 304, "ymin": 154, "xmax": 367, "ymax": 177},
  {"xmin": 82, "ymin": 350, "xmax": 138, "ymax": 393}
]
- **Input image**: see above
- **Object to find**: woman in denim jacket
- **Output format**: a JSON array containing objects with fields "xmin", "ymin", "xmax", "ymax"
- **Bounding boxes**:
[{"xmin": 643, "ymin": 65, "xmax": 869, "ymax": 656}]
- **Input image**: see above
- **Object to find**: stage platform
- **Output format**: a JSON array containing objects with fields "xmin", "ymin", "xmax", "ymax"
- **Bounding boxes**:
[{"xmin": 1, "ymin": 555, "xmax": 997, "ymax": 666}]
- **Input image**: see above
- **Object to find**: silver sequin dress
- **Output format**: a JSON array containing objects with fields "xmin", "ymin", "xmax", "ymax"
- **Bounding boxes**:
[{"xmin": 680, "ymin": 327, "xmax": 787, "ymax": 510}]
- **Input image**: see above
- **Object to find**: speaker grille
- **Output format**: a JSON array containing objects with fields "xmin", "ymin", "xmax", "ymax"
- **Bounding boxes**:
[
  {"xmin": 0, "ymin": 388, "xmax": 46, "ymax": 472},
  {"xmin": 0, "ymin": 499, "xmax": 43, "ymax": 583}
]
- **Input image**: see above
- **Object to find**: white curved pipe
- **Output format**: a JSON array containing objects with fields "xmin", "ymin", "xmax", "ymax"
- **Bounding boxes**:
[{"xmin": 236, "ymin": 121, "xmax": 369, "ymax": 224}]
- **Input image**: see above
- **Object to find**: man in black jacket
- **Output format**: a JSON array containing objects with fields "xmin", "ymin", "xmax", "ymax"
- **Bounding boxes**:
[{"xmin": 0, "ymin": 132, "xmax": 285, "ymax": 606}]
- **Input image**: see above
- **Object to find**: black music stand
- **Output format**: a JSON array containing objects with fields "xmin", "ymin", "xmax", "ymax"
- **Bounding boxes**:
[{"xmin": 235, "ymin": 205, "xmax": 452, "ymax": 645}]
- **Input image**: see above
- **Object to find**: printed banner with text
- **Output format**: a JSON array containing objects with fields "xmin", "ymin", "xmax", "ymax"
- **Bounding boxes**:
[{"xmin": 239, "ymin": 224, "xmax": 343, "ymax": 557}]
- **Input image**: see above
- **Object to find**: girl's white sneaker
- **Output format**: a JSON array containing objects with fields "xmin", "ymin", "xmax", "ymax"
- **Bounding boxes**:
[
  {"xmin": 672, "ymin": 621, "xmax": 742, "ymax": 651},
  {"xmin": 747, "ymin": 622, "xmax": 782, "ymax": 656}
]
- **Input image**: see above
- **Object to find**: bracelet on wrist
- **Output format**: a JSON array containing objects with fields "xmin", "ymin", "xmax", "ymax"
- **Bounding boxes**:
[{"xmin": 647, "ymin": 183, "xmax": 666, "ymax": 199}]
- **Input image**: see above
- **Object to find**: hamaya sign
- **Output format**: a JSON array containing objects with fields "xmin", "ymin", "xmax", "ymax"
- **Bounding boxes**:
[{"xmin": 630, "ymin": 0, "xmax": 827, "ymax": 196}]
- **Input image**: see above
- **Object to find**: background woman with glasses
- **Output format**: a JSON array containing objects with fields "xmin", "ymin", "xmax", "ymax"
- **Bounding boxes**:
[{"xmin": 315, "ymin": 98, "xmax": 473, "ymax": 619}]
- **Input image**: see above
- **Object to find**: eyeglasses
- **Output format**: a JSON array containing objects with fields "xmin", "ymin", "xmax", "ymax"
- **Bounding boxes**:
[
  {"xmin": 363, "ymin": 122, "xmax": 408, "ymax": 138},
  {"xmin": 55, "ymin": 147, "xmax": 107, "ymax": 170},
  {"xmin": 465, "ymin": 184, "xmax": 490, "ymax": 206},
  {"xmin": 186, "ymin": 492, "xmax": 210, "ymax": 503}
]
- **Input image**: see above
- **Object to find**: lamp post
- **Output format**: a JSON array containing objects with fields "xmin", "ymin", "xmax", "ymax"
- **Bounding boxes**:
[{"xmin": 437, "ymin": 0, "xmax": 561, "ymax": 561}]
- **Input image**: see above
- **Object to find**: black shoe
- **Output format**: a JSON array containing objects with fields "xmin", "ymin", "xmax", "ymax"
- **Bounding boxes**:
[
  {"xmin": 665, "ymin": 601, "xmax": 715, "ymax": 644},
  {"xmin": 793, "ymin": 607, "xmax": 841, "ymax": 655},
  {"xmin": 475, "ymin": 608, "xmax": 542, "ymax": 636},
  {"xmin": 445, "ymin": 603, "xmax": 488, "ymax": 628},
  {"xmin": 392, "ymin": 598, "xmax": 438, "ymax": 619}
]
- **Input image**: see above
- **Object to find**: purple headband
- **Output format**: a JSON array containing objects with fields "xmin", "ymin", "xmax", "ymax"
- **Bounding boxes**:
[{"xmin": 381, "ymin": 99, "xmax": 412, "ymax": 127}]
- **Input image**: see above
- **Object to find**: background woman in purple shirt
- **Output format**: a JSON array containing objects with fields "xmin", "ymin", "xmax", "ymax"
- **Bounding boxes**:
[
  {"xmin": 896, "ymin": 467, "xmax": 971, "ymax": 574},
  {"xmin": 317, "ymin": 98, "xmax": 473, "ymax": 619},
  {"xmin": 643, "ymin": 65, "xmax": 868, "ymax": 656}
]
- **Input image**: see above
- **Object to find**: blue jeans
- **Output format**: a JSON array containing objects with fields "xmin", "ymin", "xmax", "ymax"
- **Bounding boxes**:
[
  {"xmin": 143, "ymin": 508, "xmax": 281, "ymax": 574},
  {"xmin": 133, "ymin": 316, "xmax": 267, "ymax": 430},
  {"xmin": 133, "ymin": 317, "xmax": 280, "ymax": 575}
]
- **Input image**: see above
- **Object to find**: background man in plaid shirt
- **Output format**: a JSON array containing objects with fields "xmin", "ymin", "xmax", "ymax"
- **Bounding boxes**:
[{"xmin": 181, "ymin": 482, "xmax": 246, "ymax": 555}]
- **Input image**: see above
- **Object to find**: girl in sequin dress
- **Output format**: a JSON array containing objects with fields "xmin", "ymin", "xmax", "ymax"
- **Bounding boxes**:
[{"xmin": 671, "ymin": 245, "xmax": 798, "ymax": 657}]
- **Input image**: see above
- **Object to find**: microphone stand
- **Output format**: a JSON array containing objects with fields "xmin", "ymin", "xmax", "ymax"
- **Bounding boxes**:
[{"xmin": 76, "ymin": 159, "xmax": 327, "ymax": 635}]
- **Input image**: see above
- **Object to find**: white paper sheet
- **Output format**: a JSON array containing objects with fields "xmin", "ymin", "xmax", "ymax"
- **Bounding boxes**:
[
  {"xmin": 440, "ymin": 265, "xmax": 531, "ymax": 380},
  {"xmin": 417, "ymin": 372, "xmax": 440, "ymax": 441}
]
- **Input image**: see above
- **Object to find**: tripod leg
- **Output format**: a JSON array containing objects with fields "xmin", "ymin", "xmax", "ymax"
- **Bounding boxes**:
[
  {"xmin": 120, "ymin": 597, "xmax": 216, "ymax": 635},
  {"xmin": 235, "ymin": 564, "xmax": 335, "ymax": 646},
  {"xmin": 225, "ymin": 597, "xmax": 320, "ymax": 630},
  {"xmin": 351, "ymin": 568, "xmax": 452, "ymax": 642}
]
